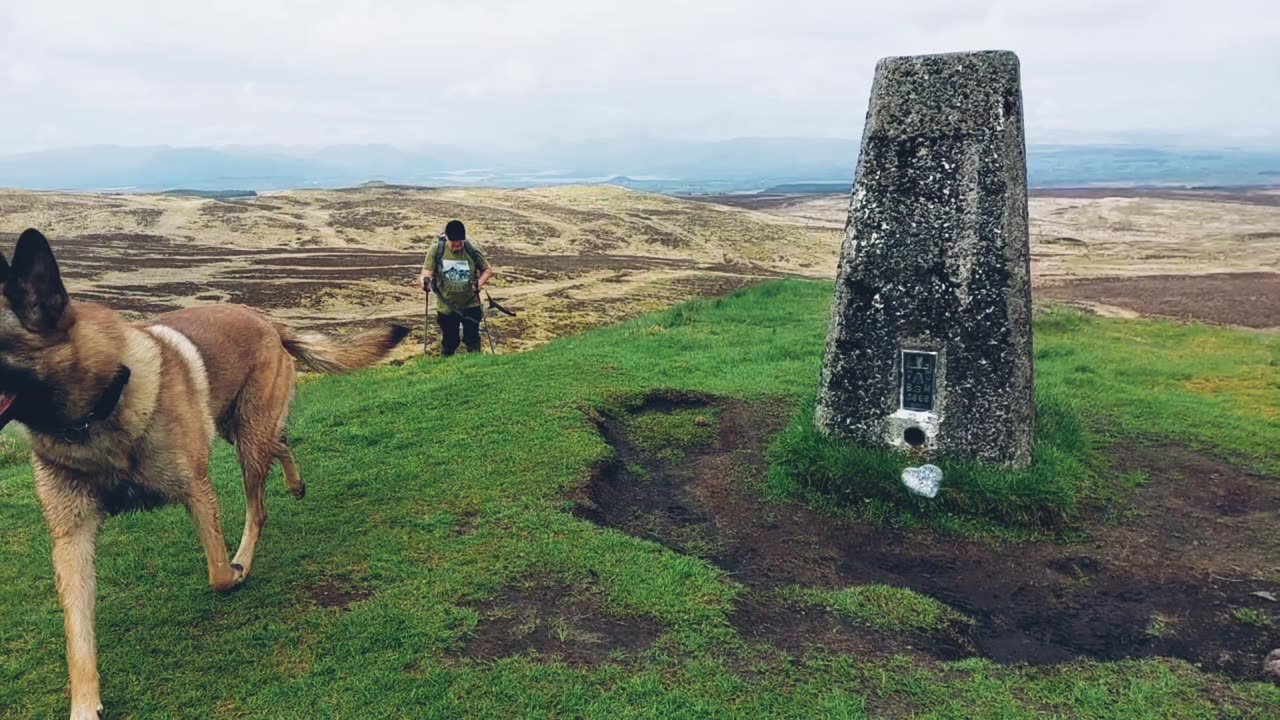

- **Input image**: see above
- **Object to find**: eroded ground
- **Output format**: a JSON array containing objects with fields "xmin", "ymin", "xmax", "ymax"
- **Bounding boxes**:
[
  {"xmin": 460, "ymin": 581, "xmax": 662, "ymax": 667},
  {"xmin": 568, "ymin": 392, "xmax": 1280, "ymax": 681}
]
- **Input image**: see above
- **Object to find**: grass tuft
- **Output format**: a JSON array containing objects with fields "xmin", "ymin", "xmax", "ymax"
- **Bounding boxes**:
[
  {"xmin": 779, "ymin": 584, "xmax": 972, "ymax": 635},
  {"xmin": 766, "ymin": 389, "xmax": 1092, "ymax": 533},
  {"xmin": 1232, "ymin": 608, "xmax": 1274, "ymax": 628},
  {"xmin": 624, "ymin": 407, "xmax": 721, "ymax": 463}
]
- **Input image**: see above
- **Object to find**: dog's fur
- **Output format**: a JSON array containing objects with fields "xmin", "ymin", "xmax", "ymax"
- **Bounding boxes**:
[{"xmin": 0, "ymin": 229, "xmax": 409, "ymax": 719}]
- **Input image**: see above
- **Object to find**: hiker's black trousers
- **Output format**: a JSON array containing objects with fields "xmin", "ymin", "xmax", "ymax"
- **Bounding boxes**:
[{"xmin": 437, "ymin": 307, "xmax": 483, "ymax": 355}]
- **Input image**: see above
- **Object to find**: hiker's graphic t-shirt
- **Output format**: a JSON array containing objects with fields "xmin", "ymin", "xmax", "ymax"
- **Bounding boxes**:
[{"xmin": 426, "ymin": 242, "xmax": 490, "ymax": 314}]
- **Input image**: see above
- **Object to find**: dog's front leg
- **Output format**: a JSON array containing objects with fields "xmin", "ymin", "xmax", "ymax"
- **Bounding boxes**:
[
  {"xmin": 52, "ymin": 517, "xmax": 105, "ymax": 719},
  {"xmin": 36, "ymin": 470, "xmax": 105, "ymax": 720},
  {"xmin": 185, "ymin": 475, "xmax": 244, "ymax": 592}
]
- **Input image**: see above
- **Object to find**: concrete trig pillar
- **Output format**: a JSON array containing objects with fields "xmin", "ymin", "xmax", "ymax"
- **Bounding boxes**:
[{"xmin": 814, "ymin": 50, "xmax": 1034, "ymax": 467}]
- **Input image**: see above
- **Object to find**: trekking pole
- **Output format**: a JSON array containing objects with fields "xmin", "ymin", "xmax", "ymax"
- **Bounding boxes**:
[
  {"xmin": 481, "ymin": 310, "xmax": 497, "ymax": 355},
  {"xmin": 473, "ymin": 283, "xmax": 495, "ymax": 355},
  {"xmin": 480, "ymin": 290, "xmax": 513, "ymax": 356},
  {"xmin": 422, "ymin": 284, "xmax": 430, "ymax": 355}
]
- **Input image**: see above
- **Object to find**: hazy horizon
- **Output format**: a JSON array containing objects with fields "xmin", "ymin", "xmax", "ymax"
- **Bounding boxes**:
[
  {"xmin": 3, "ymin": 1, "xmax": 1278, "ymax": 155},
  {"xmin": 4, "ymin": 138, "xmax": 1279, "ymax": 194},
  {"xmin": 8, "ymin": 130, "xmax": 1280, "ymax": 156}
]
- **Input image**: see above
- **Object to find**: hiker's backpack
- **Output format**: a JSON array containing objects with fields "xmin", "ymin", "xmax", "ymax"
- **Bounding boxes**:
[{"xmin": 432, "ymin": 235, "xmax": 482, "ymax": 293}]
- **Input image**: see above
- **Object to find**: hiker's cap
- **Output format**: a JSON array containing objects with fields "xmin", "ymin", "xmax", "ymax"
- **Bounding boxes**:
[{"xmin": 445, "ymin": 220, "xmax": 466, "ymax": 242}]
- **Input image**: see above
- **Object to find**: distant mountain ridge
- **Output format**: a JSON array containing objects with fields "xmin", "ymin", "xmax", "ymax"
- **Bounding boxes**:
[{"xmin": 2, "ymin": 139, "xmax": 1278, "ymax": 193}]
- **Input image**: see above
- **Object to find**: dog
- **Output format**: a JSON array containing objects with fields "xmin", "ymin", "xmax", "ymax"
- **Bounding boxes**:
[{"xmin": 0, "ymin": 229, "xmax": 410, "ymax": 719}]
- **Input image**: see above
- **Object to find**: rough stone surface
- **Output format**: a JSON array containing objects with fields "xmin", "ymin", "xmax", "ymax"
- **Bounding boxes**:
[
  {"xmin": 815, "ymin": 50, "xmax": 1034, "ymax": 467},
  {"xmin": 1265, "ymin": 649, "xmax": 1280, "ymax": 682}
]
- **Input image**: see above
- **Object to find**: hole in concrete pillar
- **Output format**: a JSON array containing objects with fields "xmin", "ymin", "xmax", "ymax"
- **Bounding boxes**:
[{"xmin": 904, "ymin": 427, "xmax": 926, "ymax": 447}]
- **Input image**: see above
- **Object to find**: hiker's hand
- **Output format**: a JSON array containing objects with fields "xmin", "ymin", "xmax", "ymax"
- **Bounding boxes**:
[{"xmin": 418, "ymin": 270, "xmax": 430, "ymax": 293}]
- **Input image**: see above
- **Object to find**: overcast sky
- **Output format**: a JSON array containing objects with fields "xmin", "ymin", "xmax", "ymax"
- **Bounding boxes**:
[{"xmin": 2, "ymin": 0, "xmax": 1277, "ymax": 154}]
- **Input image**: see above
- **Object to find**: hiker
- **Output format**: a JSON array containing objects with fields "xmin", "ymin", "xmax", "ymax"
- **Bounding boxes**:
[{"xmin": 419, "ymin": 219, "xmax": 494, "ymax": 356}]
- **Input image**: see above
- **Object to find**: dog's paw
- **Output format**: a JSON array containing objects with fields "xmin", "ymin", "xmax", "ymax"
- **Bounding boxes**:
[{"xmin": 211, "ymin": 564, "xmax": 247, "ymax": 593}]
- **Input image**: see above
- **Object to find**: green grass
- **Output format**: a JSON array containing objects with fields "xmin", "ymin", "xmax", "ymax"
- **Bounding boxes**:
[
  {"xmin": 624, "ymin": 407, "xmax": 721, "ymax": 463},
  {"xmin": 1031, "ymin": 307, "xmax": 1279, "ymax": 474},
  {"xmin": 767, "ymin": 305, "xmax": 1280, "ymax": 535},
  {"xmin": 778, "ymin": 584, "xmax": 972, "ymax": 635},
  {"xmin": 0, "ymin": 427, "xmax": 28, "ymax": 470},
  {"xmin": 766, "ymin": 391, "xmax": 1091, "ymax": 534},
  {"xmin": 1233, "ymin": 609, "xmax": 1274, "ymax": 628},
  {"xmin": 1, "ymin": 280, "xmax": 1278, "ymax": 718},
  {"xmin": 1145, "ymin": 613, "xmax": 1177, "ymax": 640}
]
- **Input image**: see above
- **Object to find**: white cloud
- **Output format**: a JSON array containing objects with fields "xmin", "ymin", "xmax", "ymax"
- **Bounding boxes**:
[{"xmin": 1, "ymin": 0, "xmax": 1277, "ymax": 153}]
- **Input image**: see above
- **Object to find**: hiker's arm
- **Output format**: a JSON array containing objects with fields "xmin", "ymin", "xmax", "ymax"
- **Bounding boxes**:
[
  {"xmin": 477, "ymin": 267, "xmax": 494, "ymax": 290},
  {"xmin": 419, "ymin": 250, "xmax": 436, "ymax": 292}
]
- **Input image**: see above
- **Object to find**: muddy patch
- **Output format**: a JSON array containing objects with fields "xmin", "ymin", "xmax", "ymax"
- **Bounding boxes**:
[
  {"xmin": 573, "ymin": 394, "xmax": 1280, "ymax": 680},
  {"xmin": 1039, "ymin": 272, "xmax": 1280, "ymax": 328},
  {"xmin": 729, "ymin": 595, "xmax": 973, "ymax": 663},
  {"xmin": 461, "ymin": 582, "xmax": 660, "ymax": 666},
  {"xmin": 305, "ymin": 577, "xmax": 375, "ymax": 610}
]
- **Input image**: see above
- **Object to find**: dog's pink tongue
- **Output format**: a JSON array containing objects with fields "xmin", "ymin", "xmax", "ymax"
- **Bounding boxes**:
[{"xmin": 0, "ymin": 393, "xmax": 15, "ymax": 416}]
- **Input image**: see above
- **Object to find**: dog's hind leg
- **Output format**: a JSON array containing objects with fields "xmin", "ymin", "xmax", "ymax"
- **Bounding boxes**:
[
  {"xmin": 229, "ymin": 354, "xmax": 298, "ymax": 575},
  {"xmin": 229, "ymin": 431, "xmax": 273, "ymax": 577},
  {"xmin": 34, "ymin": 469, "xmax": 105, "ymax": 719},
  {"xmin": 277, "ymin": 436, "xmax": 305, "ymax": 499}
]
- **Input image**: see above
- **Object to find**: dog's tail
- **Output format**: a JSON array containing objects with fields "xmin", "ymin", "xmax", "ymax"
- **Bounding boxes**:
[{"xmin": 274, "ymin": 323, "xmax": 411, "ymax": 373}]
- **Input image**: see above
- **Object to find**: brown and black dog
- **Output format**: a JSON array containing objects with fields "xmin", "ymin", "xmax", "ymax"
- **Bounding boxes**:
[{"xmin": 0, "ymin": 229, "xmax": 409, "ymax": 719}]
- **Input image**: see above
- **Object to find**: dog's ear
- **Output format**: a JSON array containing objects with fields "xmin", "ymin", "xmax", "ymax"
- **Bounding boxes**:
[{"xmin": 4, "ymin": 229, "xmax": 69, "ymax": 332}]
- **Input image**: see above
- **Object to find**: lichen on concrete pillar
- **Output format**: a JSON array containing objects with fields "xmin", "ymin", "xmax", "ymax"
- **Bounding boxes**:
[{"xmin": 814, "ymin": 50, "xmax": 1034, "ymax": 467}]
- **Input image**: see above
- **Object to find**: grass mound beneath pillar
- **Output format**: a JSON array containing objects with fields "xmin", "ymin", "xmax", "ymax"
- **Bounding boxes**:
[
  {"xmin": 768, "ymin": 304, "xmax": 1280, "ymax": 537},
  {"xmin": 765, "ymin": 388, "xmax": 1100, "ymax": 536}
]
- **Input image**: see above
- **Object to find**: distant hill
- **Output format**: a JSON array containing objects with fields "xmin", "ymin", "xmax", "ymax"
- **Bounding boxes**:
[
  {"xmin": 159, "ymin": 189, "xmax": 258, "ymax": 199},
  {"xmin": 2, "ymin": 139, "xmax": 1279, "ymax": 193},
  {"xmin": 0, "ymin": 146, "xmax": 337, "ymax": 191},
  {"xmin": 763, "ymin": 182, "xmax": 853, "ymax": 194},
  {"xmin": 1029, "ymin": 145, "xmax": 1280, "ymax": 188}
]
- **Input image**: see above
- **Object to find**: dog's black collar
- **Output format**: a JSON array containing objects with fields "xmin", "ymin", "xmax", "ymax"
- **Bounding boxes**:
[{"xmin": 54, "ymin": 365, "xmax": 131, "ymax": 443}]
